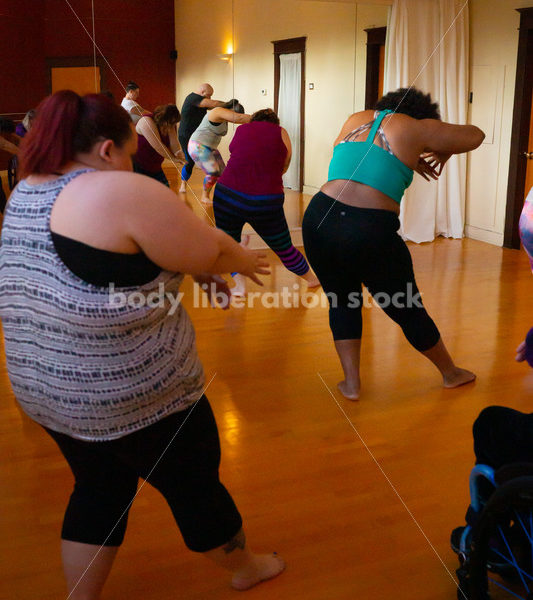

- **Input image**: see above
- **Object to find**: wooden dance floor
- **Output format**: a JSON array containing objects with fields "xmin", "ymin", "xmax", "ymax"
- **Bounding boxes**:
[{"xmin": 1, "ymin": 168, "xmax": 532, "ymax": 599}]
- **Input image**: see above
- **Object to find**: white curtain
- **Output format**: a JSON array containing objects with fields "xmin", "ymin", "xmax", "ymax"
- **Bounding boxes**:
[
  {"xmin": 384, "ymin": 0, "xmax": 469, "ymax": 243},
  {"xmin": 278, "ymin": 53, "xmax": 301, "ymax": 190}
]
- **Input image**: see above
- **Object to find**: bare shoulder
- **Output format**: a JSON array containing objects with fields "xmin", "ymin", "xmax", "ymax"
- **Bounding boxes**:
[
  {"xmin": 383, "ymin": 112, "xmax": 428, "ymax": 146},
  {"xmin": 62, "ymin": 171, "xmax": 175, "ymax": 212},
  {"xmin": 207, "ymin": 106, "xmax": 224, "ymax": 121},
  {"xmin": 343, "ymin": 109, "xmax": 376, "ymax": 129},
  {"xmin": 382, "ymin": 111, "xmax": 419, "ymax": 130},
  {"xmin": 335, "ymin": 110, "xmax": 374, "ymax": 143}
]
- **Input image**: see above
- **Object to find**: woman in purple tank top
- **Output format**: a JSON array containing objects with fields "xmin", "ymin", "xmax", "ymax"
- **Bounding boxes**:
[{"xmin": 214, "ymin": 108, "xmax": 319, "ymax": 295}]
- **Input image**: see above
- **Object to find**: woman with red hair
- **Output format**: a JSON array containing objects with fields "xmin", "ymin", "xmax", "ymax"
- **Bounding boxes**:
[{"xmin": 0, "ymin": 90, "xmax": 284, "ymax": 599}]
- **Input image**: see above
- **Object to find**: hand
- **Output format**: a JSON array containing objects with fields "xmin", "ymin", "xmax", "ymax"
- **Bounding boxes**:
[
  {"xmin": 193, "ymin": 274, "xmax": 232, "ymax": 309},
  {"xmin": 420, "ymin": 151, "xmax": 453, "ymax": 176},
  {"xmin": 415, "ymin": 157, "xmax": 440, "ymax": 181},
  {"xmin": 172, "ymin": 151, "xmax": 185, "ymax": 166},
  {"xmin": 516, "ymin": 340, "xmax": 527, "ymax": 362},
  {"xmin": 241, "ymin": 250, "xmax": 270, "ymax": 286}
]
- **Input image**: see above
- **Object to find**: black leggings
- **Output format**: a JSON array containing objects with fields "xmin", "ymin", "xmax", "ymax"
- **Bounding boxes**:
[
  {"xmin": 473, "ymin": 406, "xmax": 533, "ymax": 469},
  {"xmin": 302, "ymin": 191, "xmax": 440, "ymax": 351},
  {"xmin": 45, "ymin": 396, "xmax": 242, "ymax": 552}
]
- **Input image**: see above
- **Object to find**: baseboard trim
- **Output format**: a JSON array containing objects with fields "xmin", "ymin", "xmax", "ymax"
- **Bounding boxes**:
[{"xmin": 464, "ymin": 225, "xmax": 504, "ymax": 246}]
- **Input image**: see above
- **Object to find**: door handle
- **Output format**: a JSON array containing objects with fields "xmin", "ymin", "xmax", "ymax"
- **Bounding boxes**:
[{"xmin": 523, "ymin": 151, "xmax": 533, "ymax": 159}]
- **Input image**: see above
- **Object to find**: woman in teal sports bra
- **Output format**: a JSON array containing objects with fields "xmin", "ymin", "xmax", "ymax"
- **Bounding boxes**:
[{"xmin": 302, "ymin": 88, "xmax": 485, "ymax": 400}]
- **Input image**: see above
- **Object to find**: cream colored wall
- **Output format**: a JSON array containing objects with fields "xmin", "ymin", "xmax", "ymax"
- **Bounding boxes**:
[
  {"xmin": 466, "ymin": 0, "xmax": 531, "ymax": 245},
  {"xmin": 174, "ymin": 0, "xmax": 389, "ymax": 191},
  {"xmin": 175, "ymin": 0, "xmax": 531, "ymax": 247}
]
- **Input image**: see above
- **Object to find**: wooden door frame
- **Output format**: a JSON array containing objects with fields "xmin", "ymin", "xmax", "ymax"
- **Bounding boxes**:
[
  {"xmin": 504, "ymin": 8, "xmax": 533, "ymax": 248},
  {"xmin": 364, "ymin": 26, "xmax": 387, "ymax": 110},
  {"xmin": 45, "ymin": 56, "xmax": 107, "ymax": 95},
  {"xmin": 272, "ymin": 36, "xmax": 306, "ymax": 192}
]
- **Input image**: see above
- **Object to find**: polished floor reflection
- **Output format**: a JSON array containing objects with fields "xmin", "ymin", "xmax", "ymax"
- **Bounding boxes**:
[{"xmin": 1, "ymin": 168, "xmax": 532, "ymax": 600}]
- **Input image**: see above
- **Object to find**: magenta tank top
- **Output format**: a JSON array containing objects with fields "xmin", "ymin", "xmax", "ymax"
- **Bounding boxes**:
[
  {"xmin": 218, "ymin": 121, "xmax": 287, "ymax": 195},
  {"xmin": 134, "ymin": 114, "xmax": 170, "ymax": 173}
]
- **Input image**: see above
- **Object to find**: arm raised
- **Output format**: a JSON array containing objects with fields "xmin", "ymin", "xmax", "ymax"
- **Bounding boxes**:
[
  {"xmin": 414, "ymin": 119, "xmax": 485, "ymax": 176},
  {"xmin": 208, "ymin": 107, "xmax": 252, "ymax": 125},
  {"xmin": 418, "ymin": 119, "xmax": 485, "ymax": 155},
  {"xmin": 121, "ymin": 175, "xmax": 269, "ymax": 280},
  {"xmin": 198, "ymin": 98, "xmax": 225, "ymax": 109}
]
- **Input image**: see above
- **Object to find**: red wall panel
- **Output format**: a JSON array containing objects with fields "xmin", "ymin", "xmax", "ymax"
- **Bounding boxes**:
[{"xmin": 0, "ymin": 0, "xmax": 176, "ymax": 117}]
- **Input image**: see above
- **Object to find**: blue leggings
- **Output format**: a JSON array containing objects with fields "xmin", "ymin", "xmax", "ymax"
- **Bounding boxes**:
[{"xmin": 179, "ymin": 134, "xmax": 195, "ymax": 182}]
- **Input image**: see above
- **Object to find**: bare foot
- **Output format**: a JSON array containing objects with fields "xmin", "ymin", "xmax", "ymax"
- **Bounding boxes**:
[
  {"xmin": 443, "ymin": 367, "xmax": 476, "ymax": 388},
  {"xmin": 304, "ymin": 276, "xmax": 321, "ymax": 288},
  {"xmin": 240, "ymin": 234, "xmax": 250, "ymax": 248},
  {"xmin": 301, "ymin": 270, "xmax": 321, "ymax": 288},
  {"xmin": 231, "ymin": 553, "xmax": 285, "ymax": 591},
  {"xmin": 201, "ymin": 194, "xmax": 212, "ymax": 205},
  {"xmin": 337, "ymin": 380, "xmax": 360, "ymax": 400},
  {"xmin": 179, "ymin": 183, "xmax": 187, "ymax": 193}
]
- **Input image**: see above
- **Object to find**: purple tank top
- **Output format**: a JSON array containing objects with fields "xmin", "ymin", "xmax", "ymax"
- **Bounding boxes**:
[
  {"xmin": 218, "ymin": 121, "xmax": 287, "ymax": 195},
  {"xmin": 134, "ymin": 114, "xmax": 170, "ymax": 173}
]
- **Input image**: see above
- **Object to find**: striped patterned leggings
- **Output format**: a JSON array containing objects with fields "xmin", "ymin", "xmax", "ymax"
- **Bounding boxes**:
[
  {"xmin": 213, "ymin": 183, "xmax": 310, "ymax": 276},
  {"xmin": 520, "ymin": 186, "xmax": 533, "ymax": 271}
]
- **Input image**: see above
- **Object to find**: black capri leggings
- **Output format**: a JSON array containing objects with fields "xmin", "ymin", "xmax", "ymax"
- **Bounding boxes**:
[
  {"xmin": 45, "ymin": 395, "xmax": 242, "ymax": 552},
  {"xmin": 302, "ymin": 191, "xmax": 440, "ymax": 352}
]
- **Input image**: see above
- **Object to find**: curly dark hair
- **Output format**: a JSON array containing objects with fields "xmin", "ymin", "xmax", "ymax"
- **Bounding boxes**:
[
  {"xmin": 375, "ymin": 88, "xmax": 440, "ymax": 120},
  {"xmin": 250, "ymin": 108, "xmax": 280, "ymax": 125},
  {"xmin": 152, "ymin": 104, "xmax": 180, "ymax": 127}
]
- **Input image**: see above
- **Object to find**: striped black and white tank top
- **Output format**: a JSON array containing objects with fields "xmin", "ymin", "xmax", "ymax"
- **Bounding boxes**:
[{"xmin": 0, "ymin": 169, "xmax": 205, "ymax": 441}]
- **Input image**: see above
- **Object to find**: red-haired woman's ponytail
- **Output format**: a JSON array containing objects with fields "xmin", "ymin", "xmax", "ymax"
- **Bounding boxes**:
[{"xmin": 19, "ymin": 90, "xmax": 82, "ymax": 178}]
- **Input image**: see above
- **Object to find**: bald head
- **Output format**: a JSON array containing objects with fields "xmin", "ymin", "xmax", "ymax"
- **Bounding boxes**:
[{"xmin": 197, "ymin": 83, "xmax": 214, "ymax": 98}]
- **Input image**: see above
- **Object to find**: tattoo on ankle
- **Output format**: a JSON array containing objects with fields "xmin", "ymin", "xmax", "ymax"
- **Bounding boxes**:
[{"xmin": 222, "ymin": 529, "xmax": 246, "ymax": 554}]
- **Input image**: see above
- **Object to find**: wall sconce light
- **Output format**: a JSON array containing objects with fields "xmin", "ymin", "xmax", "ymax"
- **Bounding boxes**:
[{"xmin": 217, "ymin": 53, "xmax": 233, "ymax": 61}]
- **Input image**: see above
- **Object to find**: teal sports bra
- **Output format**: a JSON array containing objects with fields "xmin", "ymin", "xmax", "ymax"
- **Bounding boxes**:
[{"xmin": 327, "ymin": 109, "xmax": 413, "ymax": 204}]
